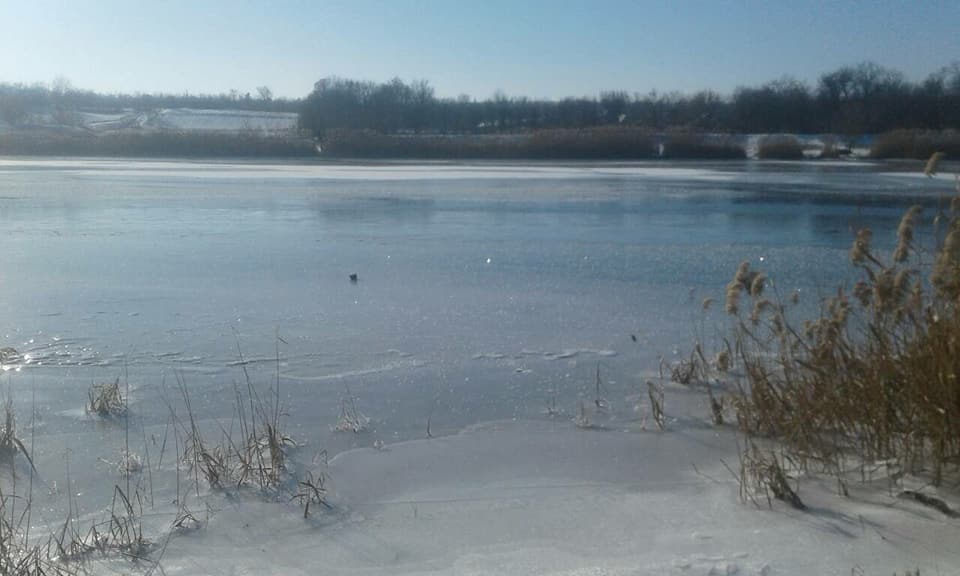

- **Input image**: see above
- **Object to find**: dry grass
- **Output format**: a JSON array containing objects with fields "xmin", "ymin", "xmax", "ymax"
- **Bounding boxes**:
[
  {"xmin": 320, "ymin": 128, "xmax": 750, "ymax": 160},
  {"xmin": 87, "ymin": 378, "xmax": 127, "ymax": 418},
  {"xmin": 871, "ymin": 129, "xmax": 960, "ymax": 160},
  {"xmin": 173, "ymin": 374, "xmax": 294, "ymax": 493},
  {"xmin": 756, "ymin": 135, "xmax": 805, "ymax": 160},
  {"xmin": 0, "ymin": 396, "xmax": 19, "ymax": 456},
  {"xmin": 0, "ymin": 397, "xmax": 38, "ymax": 476},
  {"xmin": 320, "ymin": 127, "xmax": 661, "ymax": 159},
  {"xmin": 660, "ymin": 134, "xmax": 746, "ymax": 159},
  {"xmin": 717, "ymin": 155, "xmax": 960, "ymax": 492},
  {"xmin": 0, "ymin": 494, "xmax": 74, "ymax": 576},
  {"xmin": 593, "ymin": 363, "xmax": 610, "ymax": 414},
  {"xmin": 669, "ymin": 356, "xmax": 698, "ymax": 386},
  {"xmin": 0, "ymin": 337, "xmax": 333, "ymax": 575},
  {"xmin": 735, "ymin": 440, "xmax": 805, "ymax": 510},
  {"xmin": 164, "ymin": 336, "xmax": 297, "ymax": 498},
  {"xmin": 291, "ymin": 470, "xmax": 330, "ymax": 518},
  {"xmin": 573, "ymin": 400, "xmax": 593, "ymax": 429},
  {"xmin": 0, "ymin": 398, "xmax": 152, "ymax": 574},
  {"xmin": 647, "ymin": 381, "xmax": 665, "ymax": 431},
  {"xmin": 668, "ymin": 341, "xmax": 725, "ymax": 426}
]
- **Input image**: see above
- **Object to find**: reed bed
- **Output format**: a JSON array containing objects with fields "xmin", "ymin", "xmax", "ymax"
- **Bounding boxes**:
[
  {"xmin": 871, "ymin": 129, "xmax": 960, "ymax": 160},
  {"xmin": 320, "ymin": 128, "xmax": 746, "ymax": 160},
  {"xmin": 714, "ymin": 155, "xmax": 960, "ymax": 498},
  {"xmin": 756, "ymin": 135, "xmax": 805, "ymax": 159}
]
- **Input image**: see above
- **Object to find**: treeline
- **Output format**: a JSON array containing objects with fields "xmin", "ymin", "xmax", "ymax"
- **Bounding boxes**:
[
  {"xmin": 300, "ymin": 62, "xmax": 960, "ymax": 137},
  {"xmin": 3, "ymin": 62, "xmax": 959, "ymax": 159},
  {"xmin": 0, "ymin": 81, "xmax": 298, "ymax": 126}
]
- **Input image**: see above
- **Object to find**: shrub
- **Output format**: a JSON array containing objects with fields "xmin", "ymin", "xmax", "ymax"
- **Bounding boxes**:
[
  {"xmin": 661, "ymin": 133, "xmax": 746, "ymax": 159},
  {"xmin": 756, "ymin": 135, "xmax": 805, "ymax": 160},
  {"xmin": 870, "ymin": 129, "xmax": 960, "ymax": 160}
]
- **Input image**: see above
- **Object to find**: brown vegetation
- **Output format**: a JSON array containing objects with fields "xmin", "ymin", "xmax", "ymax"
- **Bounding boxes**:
[
  {"xmin": 319, "ymin": 128, "xmax": 746, "ymax": 160},
  {"xmin": 717, "ymin": 158, "xmax": 960, "ymax": 494},
  {"xmin": 870, "ymin": 129, "xmax": 960, "ymax": 160},
  {"xmin": 756, "ymin": 135, "xmax": 805, "ymax": 159},
  {"xmin": 660, "ymin": 133, "xmax": 746, "ymax": 159}
]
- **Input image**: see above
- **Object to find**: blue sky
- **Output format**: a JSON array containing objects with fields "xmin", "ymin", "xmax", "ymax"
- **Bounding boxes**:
[{"xmin": 1, "ymin": 0, "xmax": 957, "ymax": 99}]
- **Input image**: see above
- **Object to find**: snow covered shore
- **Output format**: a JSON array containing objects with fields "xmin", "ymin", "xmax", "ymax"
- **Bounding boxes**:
[{"xmin": 156, "ymin": 417, "xmax": 958, "ymax": 576}]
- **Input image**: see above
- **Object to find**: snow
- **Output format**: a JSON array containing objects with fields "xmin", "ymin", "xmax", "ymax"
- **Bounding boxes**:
[
  {"xmin": 13, "ymin": 386, "xmax": 951, "ymax": 576},
  {"xmin": 73, "ymin": 108, "xmax": 299, "ymax": 134},
  {"xmin": 151, "ymin": 419, "xmax": 957, "ymax": 576},
  {"xmin": 148, "ymin": 108, "xmax": 298, "ymax": 133},
  {"xmin": 743, "ymin": 134, "xmax": 873, "ymax": 160}
]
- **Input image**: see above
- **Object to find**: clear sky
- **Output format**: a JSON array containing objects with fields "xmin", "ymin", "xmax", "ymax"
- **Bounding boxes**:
[{"xmin": 1, "ymin": 0, "xmax": 957, "ymax": 100}]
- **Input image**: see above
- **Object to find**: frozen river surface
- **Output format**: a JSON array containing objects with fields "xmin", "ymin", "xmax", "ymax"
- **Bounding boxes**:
[{"xmin": 0, "ymin": 158, "xmax": 947, "ymax": 444}]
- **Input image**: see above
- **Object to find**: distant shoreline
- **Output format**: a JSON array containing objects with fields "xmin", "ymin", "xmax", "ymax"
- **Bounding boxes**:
[
  {"xmin": 0, "ymin": 127, "xmax": 956, "ymax": 161},
  {"xmin": 0, "ymin": 130, "xmax": 318, "ymax": 158}
]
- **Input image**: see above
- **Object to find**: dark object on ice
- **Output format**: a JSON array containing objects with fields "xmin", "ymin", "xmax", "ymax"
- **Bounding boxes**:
[
  {"xmin": 630, "ymin": 334, "xmax": 637, "ymax": 343},
  {"xmin": 349, "ymin": 273, "xmax": 358, "ymax": 283}
]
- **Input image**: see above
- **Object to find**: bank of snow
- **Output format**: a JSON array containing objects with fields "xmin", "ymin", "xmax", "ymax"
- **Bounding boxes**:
[{"xmin": 154, "ymin": 419, "xmax": 958, "ymax": 576}]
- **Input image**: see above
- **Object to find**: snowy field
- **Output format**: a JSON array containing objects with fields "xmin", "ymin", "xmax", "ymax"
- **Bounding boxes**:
[
  {"xmin": 70, "ymin": 108, "xmax": 299, "ymax": 134},
  {"xmin": 0, "ymin": 159, "xmax": 956, "ymax": 575}
]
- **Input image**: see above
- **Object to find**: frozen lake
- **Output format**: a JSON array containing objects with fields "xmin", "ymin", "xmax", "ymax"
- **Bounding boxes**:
[
  {"xmin": 0, "ymin": 159, "xmax": 947, "ymax": 447},
  {"xmin": 1, "ymin": 157, "xmax": 956, "ymax": 575}
]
